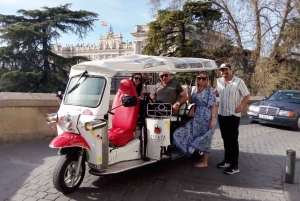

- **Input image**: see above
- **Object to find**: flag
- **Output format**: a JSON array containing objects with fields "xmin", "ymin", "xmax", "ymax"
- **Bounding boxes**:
[{"xmin": 101, "ymin": 21, "xmax": 108, "ymax": 26}]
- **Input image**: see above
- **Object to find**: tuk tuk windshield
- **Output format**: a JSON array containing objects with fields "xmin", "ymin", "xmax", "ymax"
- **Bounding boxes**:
[{"xmin": 64, "ymin": 76, "xmax": 106, "ymax": 107}]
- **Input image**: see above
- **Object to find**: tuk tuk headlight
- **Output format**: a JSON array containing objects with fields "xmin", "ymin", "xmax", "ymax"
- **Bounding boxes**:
[
  {"xmin": 46, "ymin": 113, "xmax": 58, "ymax": 124},
  {"xmin": 59, "ymin": 114, "xmax": 73, "ymax": 129},
  {"xmin": 84, "ymin": 119, "xmax": 107, "ymax": 131}
]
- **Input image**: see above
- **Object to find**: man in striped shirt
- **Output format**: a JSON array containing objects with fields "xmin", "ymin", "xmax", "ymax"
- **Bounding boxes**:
[{"xmin": 215, "ymin": 63, "xmax": 250, "ymax": 175}]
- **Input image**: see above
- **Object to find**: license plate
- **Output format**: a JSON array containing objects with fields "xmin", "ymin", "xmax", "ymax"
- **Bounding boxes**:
[{"xmin": 259, "ymin": 114, "xmax": 274, "ymax": 120}]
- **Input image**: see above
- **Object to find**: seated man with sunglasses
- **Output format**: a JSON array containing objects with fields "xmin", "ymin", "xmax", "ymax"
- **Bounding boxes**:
[{"xmin": 151, "ymin": 72, "xmax": 188, "ymax": 115}]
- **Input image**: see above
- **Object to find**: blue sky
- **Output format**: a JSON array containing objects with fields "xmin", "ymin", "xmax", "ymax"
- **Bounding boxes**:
[{"xmin": 0, "ymin": 0, "xmax": 154, "ymax": 46}]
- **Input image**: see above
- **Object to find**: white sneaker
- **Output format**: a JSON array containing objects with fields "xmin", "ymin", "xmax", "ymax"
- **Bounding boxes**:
[{"xmin": 224, "ymin": 166, "xmax": 240, "ymax": 175}]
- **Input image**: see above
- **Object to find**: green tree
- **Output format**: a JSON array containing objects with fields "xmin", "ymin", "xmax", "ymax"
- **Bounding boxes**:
[
  {"xmin": 147, "ymin": 0, "xmax": 300, "ymax": 95},
  {"xmin": 142, "ymin": 1, "xmax": 222, "ymax": 57},
  {"xmin": 0, "ymin": 4, "xmax": 98, "ymax": 92}
]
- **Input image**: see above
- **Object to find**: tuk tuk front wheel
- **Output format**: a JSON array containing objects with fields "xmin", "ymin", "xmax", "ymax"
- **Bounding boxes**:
[{"xmin": 53, "ymin": 153, "xmax": 86, "ymax": 194}]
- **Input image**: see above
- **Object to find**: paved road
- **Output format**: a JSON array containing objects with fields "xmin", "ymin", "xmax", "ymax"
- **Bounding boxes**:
[{"xmin": 1, "ymin": 118, "xmax": 300, "ymax": 201}]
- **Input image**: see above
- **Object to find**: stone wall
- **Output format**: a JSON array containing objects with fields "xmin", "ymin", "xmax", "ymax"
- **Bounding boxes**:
[
  {"xmin": 0, "ymin": 92, "xmax": 263, "ymax": 143},
  {"xmin": 0, "ymin": 92, "xmax": 59, "ymax": 143}
]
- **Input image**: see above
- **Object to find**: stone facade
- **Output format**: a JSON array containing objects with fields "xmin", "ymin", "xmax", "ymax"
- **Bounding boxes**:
[
  {"xmin": 53, "ymin": 24, "xmax": 230, "ymax": 60},
  {"xmin": 52, "ymin": 25, "xmax": 148, "ymax": 60}
]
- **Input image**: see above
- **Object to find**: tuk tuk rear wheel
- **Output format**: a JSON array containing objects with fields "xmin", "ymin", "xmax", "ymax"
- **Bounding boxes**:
[{"xmin": 53, "ymin": 153, "xmax": 86, "ymax": 194}]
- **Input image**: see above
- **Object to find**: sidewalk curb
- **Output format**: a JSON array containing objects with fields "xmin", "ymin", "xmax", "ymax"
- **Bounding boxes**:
[{"xmin": 283, "ymin": 160, "xmax": 300, "ymax": 201}]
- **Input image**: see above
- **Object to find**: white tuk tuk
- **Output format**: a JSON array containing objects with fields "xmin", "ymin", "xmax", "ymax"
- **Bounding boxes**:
[{"xmin": 46, "ymin": 54, "xmax": 217, "ymax": 193}]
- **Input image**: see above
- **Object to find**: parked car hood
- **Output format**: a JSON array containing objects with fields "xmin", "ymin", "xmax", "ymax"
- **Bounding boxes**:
[{"xmin": 255, "ymin": 100, "xmax": 300, "ymax": 110}]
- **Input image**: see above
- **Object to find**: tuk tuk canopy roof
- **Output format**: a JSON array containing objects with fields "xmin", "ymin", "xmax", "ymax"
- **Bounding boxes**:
[{"xmin": 70, "ymin": 54, "xmax": 218, "ymax": 77}]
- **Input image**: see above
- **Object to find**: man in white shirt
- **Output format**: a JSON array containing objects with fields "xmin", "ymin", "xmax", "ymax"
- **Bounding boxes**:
[{"xmin": 215, "ymin": 63, "xmax": 250, "ymax": 175}]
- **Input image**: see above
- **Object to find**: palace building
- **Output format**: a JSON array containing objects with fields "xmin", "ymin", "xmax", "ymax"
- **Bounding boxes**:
[
  {"xmin": 53, "ymin": 24, "xmax": 230, "ymax": 61},
  {"xmin": 52, "ymin": 24, "xmax": 230, "ymax": 92},
  {"xmin": 52, "ymin": 25, "xmax": 148, "ymax": 60}
]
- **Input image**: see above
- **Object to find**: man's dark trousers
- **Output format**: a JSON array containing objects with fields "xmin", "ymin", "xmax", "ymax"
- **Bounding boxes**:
[{"xmin": 218, "ymin": 115, "xmax": 240, "ymax": 166}]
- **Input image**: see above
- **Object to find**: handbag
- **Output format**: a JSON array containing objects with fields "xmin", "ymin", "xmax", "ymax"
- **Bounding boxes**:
[
  {"xmin": 187, "ymin": 88, "xmax": 212, "ymax": 118},
  {"xmin": 187, "ymin": 104, "xmax": 195, "ymax": 117}
]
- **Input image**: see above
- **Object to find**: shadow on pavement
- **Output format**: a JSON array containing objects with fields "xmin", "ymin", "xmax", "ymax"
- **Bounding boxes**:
[
  {"xmin": 0, "ymin": 138, "xmax": 57, "ymax": 201},
  {"xmin": 64, "ymin": 119, "xmax": 300, "ymax": 201},
  {"xmin": 2, "ymin": 118, "xmax": 300, "ymax": 201},
  {"xmin": 64, "ymin": 151, "xmax": 295, "ymax": 201}
]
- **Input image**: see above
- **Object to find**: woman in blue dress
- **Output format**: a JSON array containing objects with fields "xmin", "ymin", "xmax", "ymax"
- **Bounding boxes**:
[{"xmin": 173, "ymin": 71, "xmax": 217, "ymax": 168}]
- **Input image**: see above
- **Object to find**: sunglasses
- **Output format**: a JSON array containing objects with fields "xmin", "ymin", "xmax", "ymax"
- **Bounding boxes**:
[
  {"xmin": 197, "ymin": 77, "xmax": 207, "ymax": 81},
  {"xmin": 159, "ymin": 74, "xmax": 169, "ymax": 78},
  {"xmin": 134, "ymin": 77, "xmax": 141, "ymax": 81}
]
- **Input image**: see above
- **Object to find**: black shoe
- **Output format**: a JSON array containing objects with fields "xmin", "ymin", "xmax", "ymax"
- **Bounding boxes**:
[
  {"xmin": 191, "ymin": 151, "xmax": 203, "ymax": 160},
  {"xmin": 224, "ymin": 166, "xmax": 240, "ymax": 175},
  {"xmin": 217, "ymin": 161, "xmax": 231, "ymax": 168}
]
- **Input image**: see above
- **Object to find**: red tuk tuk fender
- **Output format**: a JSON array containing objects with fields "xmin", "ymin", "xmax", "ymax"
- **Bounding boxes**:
[{"xmin": 50, "ymin": 132, "xmax": 90, "ymax": 150}]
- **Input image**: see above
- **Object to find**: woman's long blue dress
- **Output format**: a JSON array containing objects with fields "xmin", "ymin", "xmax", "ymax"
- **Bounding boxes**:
[{"xmin": 173, "ymin": 87, "xmax": 217, "ymax": 154}]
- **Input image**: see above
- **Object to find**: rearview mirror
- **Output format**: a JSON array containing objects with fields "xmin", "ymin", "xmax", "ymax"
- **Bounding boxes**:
[
  {"xmin": 122, "ymin": 95, "xmax": 137, "ymax": 107},
  {"xmin": 262, "ymin": 95, "xmax": 267, "ymax": 101}
]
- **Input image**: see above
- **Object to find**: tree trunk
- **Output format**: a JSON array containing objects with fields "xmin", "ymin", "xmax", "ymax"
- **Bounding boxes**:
[
  {"xmin": 271, "ymin": 0, "xmax": 293, "ymax": 57},
  {"xmin": 253, "ymin": 0, "xmax": 261, "ymax": 66}
]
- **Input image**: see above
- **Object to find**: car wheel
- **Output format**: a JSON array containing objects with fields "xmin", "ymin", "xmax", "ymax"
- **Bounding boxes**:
[
  {"xmin": 249, "ymin": 119, "xmax": 257, "ymax": 124},
  {"xmin": 292, "ymin": 116, "xmax": 300, "ymax": 131}
]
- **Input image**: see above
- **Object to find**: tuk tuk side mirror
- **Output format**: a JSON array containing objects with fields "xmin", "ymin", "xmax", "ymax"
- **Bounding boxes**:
[
  {"xmin": 108, "ymin": 95, "xmax": 138, "ymax": 115},
  {"xmin": 122, "ymin": 95, "xmax": 137, "ymax": 107}
]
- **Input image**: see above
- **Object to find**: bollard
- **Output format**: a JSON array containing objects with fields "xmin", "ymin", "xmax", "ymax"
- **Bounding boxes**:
[{"xmin": 285, "ymin": 150, "xmax": 296, "ymax": 184}]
